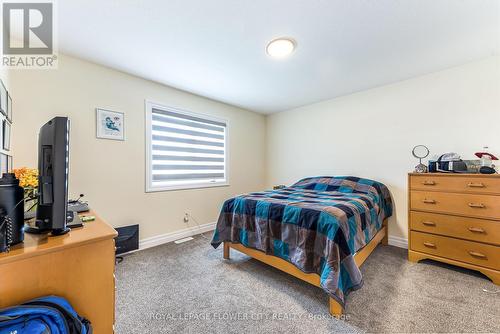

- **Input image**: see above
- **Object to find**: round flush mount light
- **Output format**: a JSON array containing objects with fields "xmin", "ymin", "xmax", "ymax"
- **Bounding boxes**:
[{"xmin": 266, "ymin": 38, "xmax": 296, "ymax": 59}]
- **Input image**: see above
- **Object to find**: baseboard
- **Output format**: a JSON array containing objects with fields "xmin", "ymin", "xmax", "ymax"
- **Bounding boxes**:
[
  {"xmin": 138, "ymin": 222, "xmax": 216, "ymax": 251},
  {"xmin": 388, "ymin": 235, "xmax": 408, "ymax": 249},
  {"xmin": 136, "ymin": 223, "xmax": 407, "ymax": 252}
]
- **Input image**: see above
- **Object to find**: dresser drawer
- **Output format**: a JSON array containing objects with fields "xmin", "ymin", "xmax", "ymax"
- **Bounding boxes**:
[
  {"xmin": 410, "ymin": 190, "xmax": 500, "ymax": 220},
  {"xmin": 410, "ymin": 211, "xmax": 500, "ymax": 245},
  {"xmin": 410, "ymin": 175, "xmax": 500, "ymax": 195},
  {"xmin": 410, "ymin": 231, "xmax": 500, "ymax": 270}
]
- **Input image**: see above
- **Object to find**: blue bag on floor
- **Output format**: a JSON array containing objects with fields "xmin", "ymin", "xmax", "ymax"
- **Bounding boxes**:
[{"xmin": 0, "ymin": 296, "xmax": 92, "ymax": 334}]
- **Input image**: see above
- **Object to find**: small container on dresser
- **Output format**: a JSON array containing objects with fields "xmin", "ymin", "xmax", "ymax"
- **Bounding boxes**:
[{"xmin": 408, "ymin": 173, "xmax": 500, "ymax": 284}]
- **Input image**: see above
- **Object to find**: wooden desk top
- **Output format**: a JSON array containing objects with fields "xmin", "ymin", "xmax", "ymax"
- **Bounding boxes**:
[{"xmin": 0, "ymin": 211, "xmax": 117, "ymax": 265}]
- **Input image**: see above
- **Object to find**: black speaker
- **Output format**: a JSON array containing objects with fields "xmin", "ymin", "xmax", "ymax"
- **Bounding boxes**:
[
  {"xmin": 0, "ymin": 173, "xmax": 25, "ymax": 252},
  {"xmin": 115, "ymin": 224, "xmax": 139, "ymax": 255}
]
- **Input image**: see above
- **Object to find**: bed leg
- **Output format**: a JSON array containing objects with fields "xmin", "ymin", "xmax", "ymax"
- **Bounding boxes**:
[
  {"xmin": 223, "ymin": 242, "xmax": 230, "ymax": 260},
  {"xmin": 381, "ymin": 230, "xmax": 388, "ymax": 245},
  {"xmin": 329, "ymin": 297, "xmax": 344, "ymax": 317},
  {"xmin": 381, "ymin": 219, "xmax": 389, "ymax": 245}
]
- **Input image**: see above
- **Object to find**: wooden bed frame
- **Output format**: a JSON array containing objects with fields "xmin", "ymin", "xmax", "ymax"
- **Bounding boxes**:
[{"xmin": 222, "ymin": 219, "xmax": 388, "ymax": 316}]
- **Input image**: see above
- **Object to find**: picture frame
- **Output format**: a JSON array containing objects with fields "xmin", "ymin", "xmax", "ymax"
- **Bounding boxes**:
[
  {"xmin": 96, "ymin": 108, "xmax": 125, "ymax": 141},
  {"xmin": 0, "ymin": 153, "xmax": 8, "ymax": 176},
  {"xmin": 0, "ymin": 81, "xmax": 7, "ymax": 116},
  {"xmin": 7, "ymin": 155, "xmax": 12, "ymax": 172},
  {"xmin": 2, "ymin": 119, "xmax": 10, "ymax": 151},
  {"xmin": 7, "ymin": 93, "xmax": 12, "ymax": 122}
]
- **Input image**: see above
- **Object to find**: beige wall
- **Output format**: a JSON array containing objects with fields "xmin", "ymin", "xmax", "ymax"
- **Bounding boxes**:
[
  {"xmin": 266, "ymin": 56, "xmax": 500, "ymax": 242},
  {"xmin": 10, "ymin": 54, "xmax": 266, "ymax": 240}
]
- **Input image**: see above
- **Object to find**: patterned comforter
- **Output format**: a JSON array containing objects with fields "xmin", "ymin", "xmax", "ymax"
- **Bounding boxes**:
[{"xmin": 211, "ymin": 176, "xmax": 393, "ymax": 306}]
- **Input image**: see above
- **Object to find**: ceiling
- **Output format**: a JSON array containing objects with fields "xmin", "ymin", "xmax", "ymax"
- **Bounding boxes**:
[{"xmin": 58, "ymin": 0, "xmax": 499, "ymax": 114}]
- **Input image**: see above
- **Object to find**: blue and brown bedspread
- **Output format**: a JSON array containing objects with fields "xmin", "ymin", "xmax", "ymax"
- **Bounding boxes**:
[{"xmin": 211, "ymin": 176, "xmax": 393, "ymax": 306}]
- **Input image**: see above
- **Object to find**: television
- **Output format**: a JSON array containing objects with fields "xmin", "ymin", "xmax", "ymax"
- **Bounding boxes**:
[{"xmin": 25, "ymin": 117, "xmax": 71, "ymax": 235}]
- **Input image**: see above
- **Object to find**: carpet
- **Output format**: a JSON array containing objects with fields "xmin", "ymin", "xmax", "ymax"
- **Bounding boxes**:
[{"xmin": 115, "ymin": 233, "xmax": 500, "ymax": 333}]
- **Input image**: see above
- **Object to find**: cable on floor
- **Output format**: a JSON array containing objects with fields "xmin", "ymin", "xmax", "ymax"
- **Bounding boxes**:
[{"xmin": 186, "ymin": 213, "xmax": 210, "ymax": 240}]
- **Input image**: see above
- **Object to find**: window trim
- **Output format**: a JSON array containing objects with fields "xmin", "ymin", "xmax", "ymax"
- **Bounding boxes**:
[{"xmin": 145, "ymin": 100, "xmax": 229, "ymax": 192}]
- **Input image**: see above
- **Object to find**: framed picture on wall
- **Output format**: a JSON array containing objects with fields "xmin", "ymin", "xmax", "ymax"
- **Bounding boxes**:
[
  {"xmin": 3, "ymin": 119, "xmax": 11, "ymax": 151},
  {"xmin": 0, "ymin": 81, "xmax": 7, "ymax": 116},
  {"xmin": 0, "ymin": 154, "xmax": 7, "ymax": 176},
  {"xmin": 96, "ymin": 108, "xmax": 125, "ymax": 141},
  {"xmin": 7, "ymin": 155, "xmax": 12, "ymax": 172},
  {"xmin": 7, "ymin": 93, "xmax": 12, "ymax": 121}
]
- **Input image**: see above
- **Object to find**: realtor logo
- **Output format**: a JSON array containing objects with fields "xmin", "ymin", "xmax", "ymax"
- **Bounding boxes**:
[{"xmin": 1, "ymin": 1, "xmax": 57, "ymax": 68}]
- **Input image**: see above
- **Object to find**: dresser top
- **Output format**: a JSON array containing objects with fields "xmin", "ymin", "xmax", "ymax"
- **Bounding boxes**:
[
  {"xmin": 409, "ymin": 172, "xmax": 500, "ymax": 178},
  {"xmin": 0, "ymin": 211, "xmax": 117, "ymax": 265}
]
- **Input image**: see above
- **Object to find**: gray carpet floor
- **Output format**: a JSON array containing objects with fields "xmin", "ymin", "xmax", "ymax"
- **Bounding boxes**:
[{"xmin": 115, "ymin": 233, "xmax": 500, "ymax": 333}]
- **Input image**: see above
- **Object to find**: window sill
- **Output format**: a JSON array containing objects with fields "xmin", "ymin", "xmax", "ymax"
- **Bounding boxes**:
[{"xmin": 145, "ymin": 182, "xmax": 230, "ymax": 193}]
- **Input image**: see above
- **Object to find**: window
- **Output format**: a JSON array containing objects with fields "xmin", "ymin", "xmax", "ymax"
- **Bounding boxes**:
[{"xmin": 145, "ymin": 101, "xmax": 228, "ymax": 192}]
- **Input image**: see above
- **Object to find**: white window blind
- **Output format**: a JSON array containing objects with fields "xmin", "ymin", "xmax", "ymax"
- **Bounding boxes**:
[{"xmin": 146, "ymin": 102, "xmax": 228, "ymax": 192}]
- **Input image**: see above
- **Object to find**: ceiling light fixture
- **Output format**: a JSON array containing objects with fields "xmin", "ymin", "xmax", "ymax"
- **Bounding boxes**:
[{"xmin": 266, "ymin": 38, "xmax": 296, "ymax": 59}]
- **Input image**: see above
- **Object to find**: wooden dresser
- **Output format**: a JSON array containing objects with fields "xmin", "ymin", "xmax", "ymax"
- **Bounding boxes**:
[
  {"xmin": 0, "ymin": 212, "xmax": 117, "ymax": 333},
  {"xmin": 408, "ymin": 173, "xmax": 500, "ymax": 284}
]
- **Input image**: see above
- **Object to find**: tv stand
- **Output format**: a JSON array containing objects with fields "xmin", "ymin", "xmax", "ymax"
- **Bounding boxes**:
[
  {"xmin": 23, "ymin": 225, "xmax": 50, "ymax": 234},
  {"xmin": 50, "ymin": 227, "xmax": 71, "ymax": 235},
  {"xmin": 24, "ymin": 210, "xmax": 80, "ymax": 235},
  {"xmin": 24, "ymin": 223, "xmax": 71, "ymax": 235}
]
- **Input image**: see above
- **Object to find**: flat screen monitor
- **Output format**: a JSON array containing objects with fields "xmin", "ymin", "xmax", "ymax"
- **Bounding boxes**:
[{"xmin": 30, "ymin": 116, "xmax": 70, "ymax": 235}]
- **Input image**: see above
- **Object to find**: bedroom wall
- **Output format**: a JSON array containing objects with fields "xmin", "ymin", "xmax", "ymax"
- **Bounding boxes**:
[
  {"xmin": 9, "ymin": 53, "xmax": 266, "ymax": 242},
  {"xmin": 266, "ymin": 56, "xmax": 500, "ymax": 245}
]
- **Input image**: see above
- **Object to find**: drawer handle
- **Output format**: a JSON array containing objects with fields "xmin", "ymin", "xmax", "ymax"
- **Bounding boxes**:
[
  {"xmin": 422, "ymin": 221, "xmax": 436, "ymax": 227},
  {"xmin": 468, "ymin": 203, "xmax": 485, "ymax": 209},
  {"xmin": 422, "ymin": 181, "xmax": 436, "ymax": 186},
  {"xmin": 468, "ymin": 227, "xmax": 485, "ymax": 233},
  {"xmin": 422, "ymin": 199, "xmax": 436, "ymax": 204},
  {"xmin": 467, "ymin": 182, "xmax": 485, "ymax": 188},
  {"xmin": 468, "ymin": 251, "xmax": 487, "ymax": 259},
  {"xmin": 423, "ymin": 242, "xmax": 436, "ymax": 248}
]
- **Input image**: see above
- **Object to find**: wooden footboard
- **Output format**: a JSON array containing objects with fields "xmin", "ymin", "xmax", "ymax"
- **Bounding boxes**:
[{"xmin": 223, "ymin": 219, "xmax": 388, "ymax": 317}]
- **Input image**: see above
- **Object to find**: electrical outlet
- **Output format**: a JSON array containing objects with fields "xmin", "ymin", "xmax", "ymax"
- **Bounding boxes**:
[{"xmin": 183, "ymin": 213, "xmax": 189, "ymax": 223}]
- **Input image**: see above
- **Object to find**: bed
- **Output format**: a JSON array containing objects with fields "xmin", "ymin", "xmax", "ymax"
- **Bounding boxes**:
[{"xmin": 211, "ymin": 176, "xmax": 393, "ymax": 316}]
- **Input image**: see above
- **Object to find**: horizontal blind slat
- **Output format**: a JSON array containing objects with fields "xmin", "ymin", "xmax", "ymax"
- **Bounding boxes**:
[
  {"xmin": 152, "ymin": 155, "xmax": 224, "ymax": 162},
  {"xmin": 152, "ymin": 108, "xmax": 226, "ymax": 127},
  {"xmin": 152, "ymin": 145, "xmax": 224, "ymax": 155},
  {"xmin": 152, "ymin": 114, "xmax": 224, "ymax": 133},
  {"xmin": 153, "ymin": 173, "xmax": 225, "ymax": 181},
  {"xmin": 152, "ymin": 134, "xmax": 224, "ymax": 148},
  {"xmin": 152, "ymin": 165, "xmax": 224, "ymax": 171},
  {"xmin": 152, "ymin": 125, "xmax": 224, "ymax": 140}
]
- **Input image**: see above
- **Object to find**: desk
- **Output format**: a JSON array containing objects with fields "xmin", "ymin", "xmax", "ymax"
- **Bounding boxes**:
[{"xmin": 0, "ymin": 212, "xmax": 117, "ymax": 333}]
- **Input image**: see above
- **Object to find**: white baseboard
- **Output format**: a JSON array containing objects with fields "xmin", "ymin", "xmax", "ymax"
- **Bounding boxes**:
[
  {"xmin": 135, "ymin": 223, "xmax": 408, "ymax": 252},
  {"xmin": 388, "ymin": 235, "xmax": 408, "ymax": 249},
  {"xmin": 139, "ymin": 222, "xmax": 216, "ymax": 251}
]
